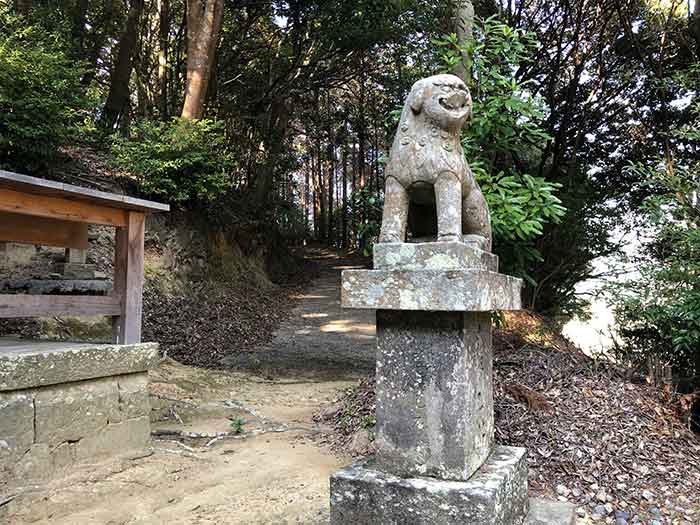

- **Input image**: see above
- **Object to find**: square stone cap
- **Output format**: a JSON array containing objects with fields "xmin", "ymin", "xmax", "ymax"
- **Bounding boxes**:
[
  {"xmin": 342, "ymin": 269, "xmax": 522, "ymax": 312},
  {"xmin": 0, "ymin": 339, "xmax": 160, "ymax": 391},
  {"xmin": 374, "ymin": 241, "xmax": 498, "ymax": 272}
]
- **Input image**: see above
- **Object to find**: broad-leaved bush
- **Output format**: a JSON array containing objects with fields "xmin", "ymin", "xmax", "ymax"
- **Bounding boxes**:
[
  {"xmin": 609, "ymin": 65, "xmax": 700, "ymax": 383},
  {"xmin": 111, "ymin": 119, "xmax": 234, "ymax": 204},
  {"xmin": 434, "ymin": 18, "xmax": 566, "ymax": 283}
]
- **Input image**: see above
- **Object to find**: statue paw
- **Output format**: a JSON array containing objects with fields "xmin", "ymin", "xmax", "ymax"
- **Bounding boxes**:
[
  {"xmin": 437, "ymin": 233, "xmax": 462, "ymax": 243},
  {"xmin": 463, "ymin": 234, "xmax": 489, "ymax": 250},
  {"xmin": 379, "ymin": 234, "xmax": 404, "ymax": 244}
]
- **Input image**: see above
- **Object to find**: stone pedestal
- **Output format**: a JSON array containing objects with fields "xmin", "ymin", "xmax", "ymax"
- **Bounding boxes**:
[
  {"xmin": 375, "ymin": 310, "xmax": 493, "ymax": 480},
  {"xmin": 331, "ymin": 241, "xmax": 575, "ymax": 524},
  {"xmin": 60, "ymin": 248, "xmax": 102, "ymax": 279}
]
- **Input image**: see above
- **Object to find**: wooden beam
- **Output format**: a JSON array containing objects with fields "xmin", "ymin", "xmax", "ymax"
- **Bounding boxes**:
[
  {"xmin": 0, "ymin": 295, "xmax": 122, "ymax": 318},
  {"xmin": 0, "ymin": 211, "xmax": 89, "ymax": 249},
  {"xmin": 0, "ymin": 188, "xmax": 128, "ymax": 227},
  {"xmin": 112, "ymin": 211, "xmax": 145, "ymax": 344}
]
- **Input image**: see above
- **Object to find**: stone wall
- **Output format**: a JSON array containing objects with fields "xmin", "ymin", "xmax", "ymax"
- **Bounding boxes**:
[{"xmin": 0, "ymin": 342, "xmax": 158, "ymax": 492}]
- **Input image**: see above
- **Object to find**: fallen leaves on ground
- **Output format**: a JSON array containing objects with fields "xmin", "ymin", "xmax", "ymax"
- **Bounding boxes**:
[{"xmin": 143, "ymin": 268, "xmax": 317, "ymax": 369}]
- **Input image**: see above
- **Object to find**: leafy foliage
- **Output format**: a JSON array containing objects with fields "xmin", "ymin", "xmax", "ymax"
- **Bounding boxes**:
[
  {"xmin": 0, "ymin": 10, "xmax": 90, "ymax": 170},
  {"xmin": 111, "ymin": 119, "xmax": 234, "ymax": 204},
  {"xmin": 435, "ymin": 19, "xmax": 550, "ymax": 158},
  {"xmin": 434, "ymin": 18, "xmax": 566, "ymax": 281},
  {"xmin": 476, "ymin": 169, "xmax": 566, "ymax": 243},
  {"xmin": 609, "ymin": 65, "xmax": 700, "ymax": 382},
  {"xmin": 230, "ymin": 417, "xmax": 245, "ymax": 434}
]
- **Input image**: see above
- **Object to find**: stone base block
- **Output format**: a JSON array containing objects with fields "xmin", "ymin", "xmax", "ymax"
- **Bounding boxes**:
[
  {"xmin": 0, "ymin": 341, "xmax": 158, "ymax": 491},
  {"xmin": 57, "ymin": 263, "xmax": 105, "ymax": 280},
  {"xmin": 330, "ymin": 446, "xmax": 528, "ymax": 525}
]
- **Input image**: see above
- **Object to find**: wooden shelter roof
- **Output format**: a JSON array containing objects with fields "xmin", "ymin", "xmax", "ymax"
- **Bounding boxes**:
[{"xmin": 0, "ymin": 170, "xmax": 170, "ymax": 213}]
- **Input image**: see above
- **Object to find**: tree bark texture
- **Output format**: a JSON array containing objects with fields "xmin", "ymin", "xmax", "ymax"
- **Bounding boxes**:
[
  {"xmin": 691, "ymin": 0, "xmax": 700, "ymax": 57},
  {"xmin": 158, "ymin": 0, "xmax": 170, "ymax": 119},
  {"xmin": 453, "ymin": 0, "xmax": 474, "ymax": 81},
  {"xmin": 181, "ymin": 0, "xmax": 224, "ymax": 120}
]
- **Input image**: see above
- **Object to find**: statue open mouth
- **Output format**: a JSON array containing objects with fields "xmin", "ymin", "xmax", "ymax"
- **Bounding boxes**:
[{"xmin": 439, "ymin": 92, "xmax": 467, "ymax": 111}]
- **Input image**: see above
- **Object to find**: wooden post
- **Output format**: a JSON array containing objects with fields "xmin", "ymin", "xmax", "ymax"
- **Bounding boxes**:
[{"xmin": 112, "ymin": 212, "xmax": 145, "ymax": 344}]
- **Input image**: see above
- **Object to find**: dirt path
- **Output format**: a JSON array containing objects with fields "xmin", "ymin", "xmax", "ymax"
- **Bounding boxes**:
[
  {"xmin": 4, "ymin": 249, "xmax": 375, "ymax": 525},
  {"xmin": 222, "ymin": 248, "xmax": 375, "ymax": 379}
]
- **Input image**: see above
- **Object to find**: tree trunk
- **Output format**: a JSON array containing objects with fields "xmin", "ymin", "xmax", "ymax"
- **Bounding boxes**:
[
  {"xmin": 181, "ymin": 0, "xmax": 224, "ymax": 120},
  {"xmin": 342, "ymin": 143, "xmax": 348, "ymax": 248},
  {"xmin": 453, "ymin": 0, "xmax": 474, "ymax": 81},
  {"xmin": 317, "ymin": 137, "xmax": 327, "ymax": 243},
  {"xmin": 253, "ymin": 100, "xmax": 290, "ymax": 206},
  {"xmin": 303, "ymin": 159, "xmax": 309, "ymax": 232},
  {"xmin": 351, "ymin": 142, "xmax": 357, "ymax": 248},
  {"xmin": 357, "ymin": 77, "xmax": 368, "ymax": 251},
  {"xmin": 313, "ymin": 151, "xmax": 321, "ymax": 240},
  {"xmin": 70, "ymin": 0, "xmax": 89, "ymax": 60},
  {"xmin": 158, "ymin": 0, "xmax": 170, "ymax": 119},
  {"xmin": 327, "ymin": 117, "xmax": 335, "ymax": 246},
  {"xmin": 173, "ymin": 8, "xmax": 187, "ymax": 115},
  {"xmin": 136, "ymin": 73, "xmax": 148, "ymax": 118},
  {"xmin": 100, "ymin": 0, "xmax": 145, "ymax": 130}
]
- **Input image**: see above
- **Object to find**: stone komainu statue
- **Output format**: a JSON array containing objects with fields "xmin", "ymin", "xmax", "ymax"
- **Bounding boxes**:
[{"xmin": 379, "ymin": 74, "xmax": 492, "ymax": 251}]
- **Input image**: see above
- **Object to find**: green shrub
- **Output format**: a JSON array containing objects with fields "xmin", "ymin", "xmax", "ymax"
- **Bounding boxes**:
[
  {"xmin": 0, "ymin": 10, "xmax": 89, "ymax": 170},
  {"xmin": 433, "ymin": 17, "xmax": 566, "ymax": 282},
  {"xmin": 609, "ymin": 165, "xmax": 700, "ymax": 382},
  {"xmin": 230, "ymin": 417, "xmax": 245, "ymax": 434},
  {"xmin": 111, "ymin": 118, "xmax": 234, "ymax": 204}
]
